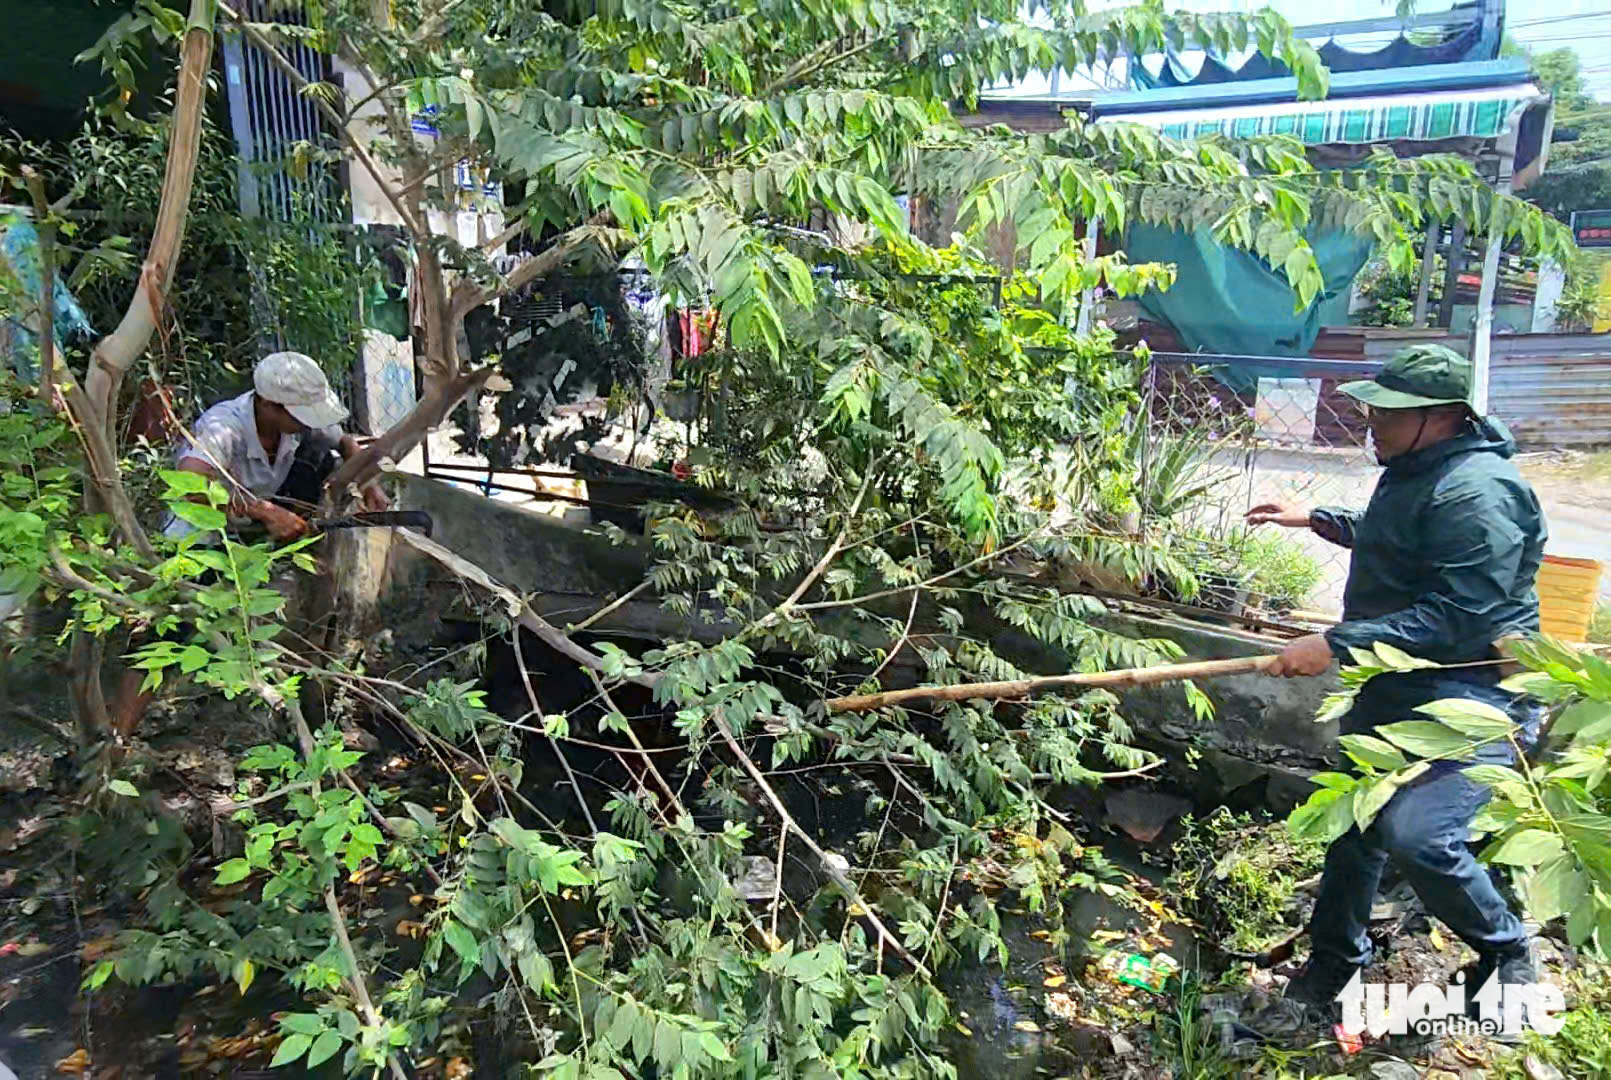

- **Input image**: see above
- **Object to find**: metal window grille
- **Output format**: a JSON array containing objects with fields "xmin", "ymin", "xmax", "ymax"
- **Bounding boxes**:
[
  {"xmin": 220, "ymin": 2, "xmax": 340, "ymax": 224},
  {"xmin": 219, "ymin": 4, "xmax": 355, "ymax": 407}
]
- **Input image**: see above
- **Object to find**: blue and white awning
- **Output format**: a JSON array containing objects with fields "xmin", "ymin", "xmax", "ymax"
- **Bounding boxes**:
[{"xmin": 1094, "ymin": 82, "xmax": 1546, "ymax": 146}]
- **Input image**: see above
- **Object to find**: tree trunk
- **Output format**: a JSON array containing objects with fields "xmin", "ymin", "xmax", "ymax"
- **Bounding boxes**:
[
  {"xmin": 63, "ymin": 0, "xmax": 216, "ymax": 742},
  {"xmin": 325, "ymin": 364, "xmax": 498, "ymax": 493},
  {"xmin": 83, "ymin": 0, "xmax": 216, "ymax": 445}
]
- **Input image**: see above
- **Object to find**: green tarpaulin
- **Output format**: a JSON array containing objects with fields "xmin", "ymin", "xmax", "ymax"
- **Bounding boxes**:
[{"xmin": 1126, "ymin": 223, "xmax": 1373, "ymax": 390}]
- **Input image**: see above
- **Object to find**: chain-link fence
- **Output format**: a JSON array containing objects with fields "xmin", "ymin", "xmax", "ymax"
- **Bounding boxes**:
[
  {"xmin": 1139, "ymin": 354, "xmax": 1385, "ymax": 618},
  {"xmin": 354, "ymin": 330, "xmax": 418, "ymax": 437}
]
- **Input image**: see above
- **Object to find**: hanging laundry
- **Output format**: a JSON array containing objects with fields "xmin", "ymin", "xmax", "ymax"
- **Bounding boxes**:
[{"xmin": 674, "ymin": 308, "xmax": 720, "ymax": 356}]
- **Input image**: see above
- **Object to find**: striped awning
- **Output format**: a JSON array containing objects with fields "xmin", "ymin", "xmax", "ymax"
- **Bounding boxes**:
[{"xmin": 1095, "ymin": 84, "xmax": 1545, "ymax": 146}]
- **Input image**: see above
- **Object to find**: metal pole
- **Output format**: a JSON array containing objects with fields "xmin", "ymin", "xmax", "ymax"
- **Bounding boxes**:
[
  {"xmin": 1531, "ymin": 258, "xmax": 1564, "ymax": 333},
  {"xmin": 1074, "ymin": 218, "xmax": 1100, "ymax": 334},
  {"xmin": 1468, "ymin": 129, "xmax": 1518, "ymax": 415},
  {"xmin": 1412, "ymin": 219, "xmax": 1438, "ymax": 327}
]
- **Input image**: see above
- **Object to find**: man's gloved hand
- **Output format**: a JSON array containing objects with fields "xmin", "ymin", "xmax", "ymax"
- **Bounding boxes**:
[{"xmin": 1267, "ymin": 633, "xmax": 1336, "ymax": 678}]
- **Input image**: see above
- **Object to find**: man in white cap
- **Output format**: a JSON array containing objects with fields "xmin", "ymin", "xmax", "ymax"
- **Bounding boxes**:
[
  {"xmin": 115, "ymin": 354, "xmax": 389, "ymax": 738},
  {"xmin": 163, "ymin": 351, "xmax": 388, "ymax": 542}
]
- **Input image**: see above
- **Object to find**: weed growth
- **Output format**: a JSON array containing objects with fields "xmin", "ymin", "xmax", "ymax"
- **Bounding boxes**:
[{"xmin": 1168, "ymin": 810, "xmax": 1326, "ymax": 955}]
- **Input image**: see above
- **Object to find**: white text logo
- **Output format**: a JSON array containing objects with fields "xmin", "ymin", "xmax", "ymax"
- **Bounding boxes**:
[{"xmin": 1335, "ymin": 970, "xmax": 1564, "ymax": 1038}]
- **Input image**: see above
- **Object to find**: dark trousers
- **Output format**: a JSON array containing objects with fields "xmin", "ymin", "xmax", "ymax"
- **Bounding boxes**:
[
  {"xmin": 1308, "ymin": 760, "xmax": 1527, "ymax": 968},
  {"xmin": 275, "ymin": 442, "xmax": 339, "ymax": 509}
]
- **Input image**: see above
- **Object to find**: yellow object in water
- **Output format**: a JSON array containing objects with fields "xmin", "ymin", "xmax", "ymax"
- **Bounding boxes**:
[{"xmin": 1536, "ymin": 554, "xmax": 1603, "ymax": 643}]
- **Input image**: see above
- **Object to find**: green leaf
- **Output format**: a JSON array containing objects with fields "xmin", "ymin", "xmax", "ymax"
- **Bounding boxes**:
[
  {"xmin": 160, "ymin": 469, "xmax": 210, "ymax": 495},
  {"xmin": 170, "ymin": 501, "xmax": 228, "ymax": 533},
  {"xmin": 108, "ymin": 779, "xmax": 140, "ymax": 797},
  {"xmin": 1566, "ymin": 885, "xmax": 1598, "ymax": 946},
  {"xmin": 270, "ymin": 1032, "xmax": 313, "ymax": 1067},
  {"xmin": 1555, "ymin": 700, "xmax": 1611, "ymax": 737},
  {"xmin": 306, "ymin": 1029, "xmax": 343, "ymax": 1068},
  {"xmin": 1521, "ymin": 854, "xmax": 1584, "ymax": 924},
  {"xmin": 1486, "ymin": 828, "xmax": 1565, "ymax": 867},
  {"xmin": 653, "ymin": 1019, "xmax": 680, "ymax": 1069},
  {"xmin": 605, "ymin": 998, "xmax": 638, "ymax": 1049},
  {"xmin": 177, "ymin": 645, "xmax": 211, "ymax": 674},
  {"xmin": 1415, "ymin": 698, "xmax": 1514, "ymax": 738},
  {"xmin": 518, "ymin": 948, "xmax": 555, "ymax": 994},
  {"xmin": 1376, "ymin": 720, "xmax": 1474, "ymax": 761},
  {"xmin": 1370, "ymin": 642, "xmax": 1439, "ymax": 671},
  {"xmin": 1353, "ymin": 762, "xmax": 1429, "ymax": 831},
  {"xmin": 84, "ymin": 959, "xmax": 114, "ymax": 990},
  {"xmin": 697, "ymin": 1031, "xmax": 733, "ymax": 1062},
  {"xmin": 443, "ymin": 919, "xmax": 480, "ymax": 971},
  {"xmin": 233, "ymin": 957, "xmax": 255, "ymax": 995},
  {"xmin": 1461, "ymin": 764, "xmax": 1527, "ymax": 789},
  {"xmin": 280, "ymin": 1013, "xmax": 324, "ymax": 1036},
  {"xmin": 1337, "ymin": 733, "xmax": 1406, "ymax": 771},
  {"xmin": 214, "ymin": 858, "xmax": 252, "ymax": 885},
  {"xmin": 1288, "ymin": 788, "xmax": 1352, "ymax": 843}
]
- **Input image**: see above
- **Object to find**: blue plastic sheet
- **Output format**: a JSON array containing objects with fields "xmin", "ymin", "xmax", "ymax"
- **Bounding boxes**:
[{"xmin": 1, "ymin": 212, "xmax": 95, "ymax": 383}]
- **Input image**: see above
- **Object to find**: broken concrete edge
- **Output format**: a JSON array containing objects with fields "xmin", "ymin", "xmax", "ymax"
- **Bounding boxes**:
[{"xmin": 388, "ymin": 474, "xmax": 1339, "ymax": 811}]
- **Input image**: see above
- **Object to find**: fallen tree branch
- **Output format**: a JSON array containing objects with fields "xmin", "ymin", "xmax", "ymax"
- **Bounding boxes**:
[
  {"xmin": 567, "ymin": 579, "xmax": 651, "ymax": 634},
  {"xmin": 826, "ymin": 655, "xmax": 1277, "ymax": 713},
  {"xmin": 714, "ymin": 720, "xmax": 932, "ymax": 979},
  {"xmin": 758, "ymin": 460, "xmax": 879, "ymax": 625},
  {"xmin": 393, "ymin": 529, "xmax": 932, "ymax": 971},
  {"xmin": 284, "ymin": 698, "xmax": 409, "ymax": 1080},
  {"xmin": 392, "ymin": 527, "xmax": 662, "ymax": 692},
  {"xmin": 512, "ymin": 623, "xmax": 599, "ymax": 836},
  {"xmin": 793, "ymin": 529, "xmax": 1044, "ymax": 613},
  {"xmin": 586, "ymin": 669, "xmax": 685, "ymax": 825}
]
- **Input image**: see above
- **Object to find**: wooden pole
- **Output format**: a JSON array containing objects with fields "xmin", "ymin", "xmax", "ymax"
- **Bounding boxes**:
[
  {"xmin": 1412, "ymin": 219, "xmax": 1438, "ymax": 328},
  {"xmin": 826, "ymin": 655, "xmax": 1278, "ymax": 713}
]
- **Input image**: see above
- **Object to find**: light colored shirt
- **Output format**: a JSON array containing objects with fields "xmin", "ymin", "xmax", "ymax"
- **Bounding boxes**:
[{"xmin": 163, "ymin": 391, "xmax": 341, "ymax": 540}]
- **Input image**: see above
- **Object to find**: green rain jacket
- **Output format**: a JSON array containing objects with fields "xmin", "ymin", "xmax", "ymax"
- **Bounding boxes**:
[{"xmin": 1310, "ymin": 415, "xmax": 1547, "ymax": 752}]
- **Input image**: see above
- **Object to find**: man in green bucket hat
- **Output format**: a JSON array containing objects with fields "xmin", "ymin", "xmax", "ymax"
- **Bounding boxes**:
[{"xmin": 1246, "ymin": 342, "xmax": 1548, "ymax": 1034}]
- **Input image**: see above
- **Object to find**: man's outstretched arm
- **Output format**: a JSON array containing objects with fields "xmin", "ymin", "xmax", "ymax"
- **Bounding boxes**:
[{"xmin": 1246, "ymin": 502, "xmax": 1360, "ymax": 548}]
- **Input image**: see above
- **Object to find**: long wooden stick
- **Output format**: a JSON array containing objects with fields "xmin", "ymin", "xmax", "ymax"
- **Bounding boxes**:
[{"xmin": 826, "ymin": 655, "xmax": 1278, "ymax": 713}]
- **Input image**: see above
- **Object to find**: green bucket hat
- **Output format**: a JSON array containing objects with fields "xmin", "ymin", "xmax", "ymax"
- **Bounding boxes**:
[{"xmin": 1338, "ymin": 343, "xmax": 1473, "ymax": 410}]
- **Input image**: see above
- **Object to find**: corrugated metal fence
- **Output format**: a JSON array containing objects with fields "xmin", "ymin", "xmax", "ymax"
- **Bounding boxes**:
[{"xmin": 1363, "ymin": 333, "xmax": 1611, "ymax": 448}]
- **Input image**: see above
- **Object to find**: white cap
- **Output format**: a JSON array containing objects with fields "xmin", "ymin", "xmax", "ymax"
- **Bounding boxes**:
[{"xmin": 254, "ymin": 351, "xmax": 348, "ymax": 430}]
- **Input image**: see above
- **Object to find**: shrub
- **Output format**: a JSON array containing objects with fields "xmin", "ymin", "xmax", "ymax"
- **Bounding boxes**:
[
  {"xmin": 1237, "ymin": 531, "xmax": 1324, "ymax": 611},
  {"xmin": 1167, "ymin": 809, "xmax": 1327, "ymax": 955}
]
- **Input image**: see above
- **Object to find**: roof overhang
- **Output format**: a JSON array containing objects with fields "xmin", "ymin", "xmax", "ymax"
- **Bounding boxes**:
[
  {"xmin": 1090, "ymin": 82, "xmax": 1546, "ymax": 148},
  {"xmin": 1080, "ymin": 59, "xmax": 1532, "ymax": 116}
]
